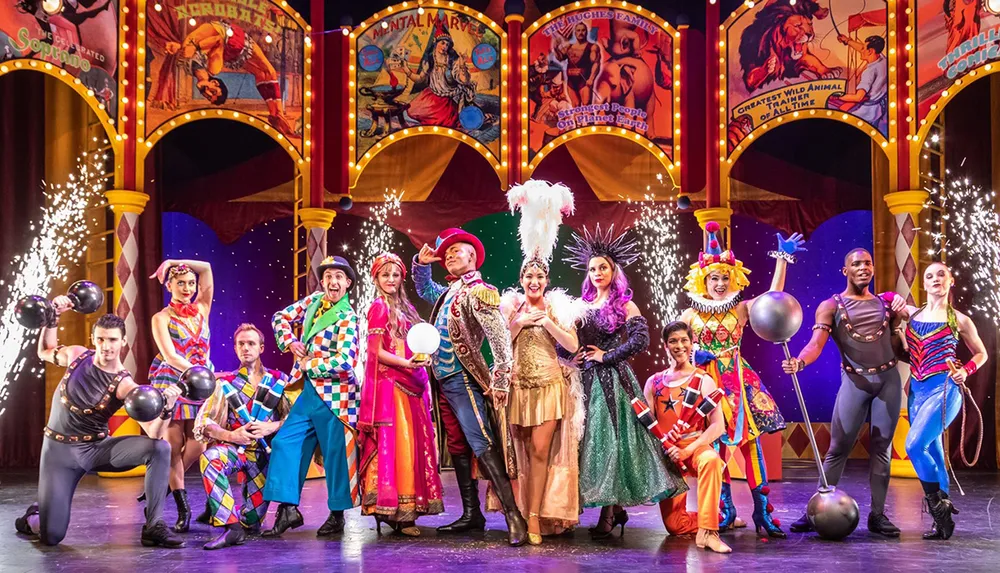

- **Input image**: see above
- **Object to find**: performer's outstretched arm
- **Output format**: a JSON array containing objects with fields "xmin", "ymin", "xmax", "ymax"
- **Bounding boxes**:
[
  {"xmin": 745, "ymin": 233, "xmax": 805, "ymax": 316},
  {"xmin": 36, "ymin": 296, "xmax": 86, "ymax": 367},
  {"xmin": 782, "ymin": 299, "xmax": 836, "ymax": 373}
]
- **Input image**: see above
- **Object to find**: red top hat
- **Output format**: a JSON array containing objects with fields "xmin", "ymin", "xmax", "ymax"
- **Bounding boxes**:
[{"xmin": 434, "ymin": 228, "xmax": 486, "ymax": 270}]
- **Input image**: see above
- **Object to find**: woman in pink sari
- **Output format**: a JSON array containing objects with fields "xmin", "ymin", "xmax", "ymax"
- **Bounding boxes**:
[{"xmin": 359, "ymin": 253, "xmax": 444, "ymax": 536}]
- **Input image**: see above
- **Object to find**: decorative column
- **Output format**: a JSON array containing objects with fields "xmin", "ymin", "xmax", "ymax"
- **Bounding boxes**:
[
  {"xmin": 105, "ymin": 190, "xmax": 150, "ymax": 373},
  {"xmin": 98, "ymin": 189, "xmax": 149, "ymax": 479},
  {"xmin": 884, "ymin": 189, "xmax": 927, "ymax": 479},
  {"xmin": 506, "ymin": 0, "xmax": 525, "ymax": 186},
  {"xmin": 299, "ymin": 208, "xmax": 337, "ymax": 293},
  {"xmin": 884, "ymin": 190, "xmax": 928, "ymax": 304}
]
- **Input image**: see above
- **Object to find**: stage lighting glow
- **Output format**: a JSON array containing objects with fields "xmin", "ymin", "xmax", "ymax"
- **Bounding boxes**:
[
  {"xmin": 926, "ymin": 177, "xmax": 1000, "ymax": 323},
  {"xmin": 350, "ymin": 191, "xmax": 403, "ymax": 378},
  {"xmin": 0, "ymin": 146, "xmax": 107, "ymax": 416},
  {"xmin": 631, "ymin": 173, "xmax": 683, "ymax": 341}
]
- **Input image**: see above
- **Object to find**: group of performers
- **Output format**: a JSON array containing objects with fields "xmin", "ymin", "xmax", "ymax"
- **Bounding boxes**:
[{"xmin": 12, "ymin": 181, "xmax": 987, "ymax": 551}]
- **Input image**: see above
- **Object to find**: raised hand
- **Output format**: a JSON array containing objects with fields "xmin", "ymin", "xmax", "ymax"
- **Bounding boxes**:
[
  {"xmin": 150, "ymin": 259, "xmax": 174, "ymax": 284},
  {"xmin": 777, "ymin": 232, "xmax": 806, "ymax": 255},
  {"xmin": 417, "ymin": 244, "xmax": 441, "ymax": 265}
]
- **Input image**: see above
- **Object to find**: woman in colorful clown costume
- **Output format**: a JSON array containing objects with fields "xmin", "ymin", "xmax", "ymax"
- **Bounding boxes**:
[
  {"xmin": 679, "ymin": 222, "xmax": 805, "ymax": 538},
  {"xmin": 897, "ymin": 262, "xmax": 987, "ymax": 540},
  {"xmin": 149, "ymin": 259, "xmax": 215, "ymax": 533},
  {"xmin": 358, "ymin": 253, "xmax": 444, "ymax": 537}
]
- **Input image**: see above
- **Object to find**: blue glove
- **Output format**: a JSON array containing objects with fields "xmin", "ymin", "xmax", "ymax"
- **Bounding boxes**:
[
  {"xmin": 777, "ymin": 232, "xmax": 806, "ymax": 255},
  {"xmin": 694, "ymin": 349, "xmax": 717, "ymax": 367}
]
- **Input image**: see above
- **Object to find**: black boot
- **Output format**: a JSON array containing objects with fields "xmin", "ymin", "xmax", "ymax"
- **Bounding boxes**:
[
  {"xmin": 204, "ymin": 523, "xmax": 247, "ymax": 550},
  {"xmin": 195, "ymin": 499, "xmax": 212, "ymax": 525},
  {"xmin": 172, "ymin": 489, "xmax": 191, "ymax": 533},
  {"xmin": 436, "ymin": 454, "xmax": 486, "ymax": 533},
  {"xmin": 316, "ymin": 510, "xmax": 346, "ymax": 537},
  {"xmin": 477, "ymin": 446, "xmax": 528, "ymax": 547},
  {"xmin": 14, "ymin": 503, "xmax": 39, "ymax": 536},
  {"xmin": 923, "ymin": 490, "xmax": 958, "ymax": 540},
  {"xmin": 141, "ymin": 520, "xmax": 185, "ymax": 548},
  {"xmin": 867, "ymin": 511, "xmax": 901, "ymax": 538},
  {"xmin": 262, "ymin": 503, "xmax": 304, "ymax": 537},
  {"xmin": 789, "ymin": 513, "xmax": 814, "ymax": 533}
]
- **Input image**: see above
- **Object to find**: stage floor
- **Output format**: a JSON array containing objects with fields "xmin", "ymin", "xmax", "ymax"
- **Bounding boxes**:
[{"xmin": 1, "ymin": 461, "xmax": 998, "ymax": 572}]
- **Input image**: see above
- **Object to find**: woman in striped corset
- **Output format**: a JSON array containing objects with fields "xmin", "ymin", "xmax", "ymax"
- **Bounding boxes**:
[{"xmin": 149, "ymin": 259, "xmax": 214, "ymax": 533}]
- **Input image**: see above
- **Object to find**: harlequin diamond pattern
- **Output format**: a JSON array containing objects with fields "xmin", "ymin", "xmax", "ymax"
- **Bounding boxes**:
[
  {"xmin": 307, "ymin": 227, "xmax": 327, "ymax": 293},
  {"xmin": 116, "ymin": 212, "xmax": 140, "ymax": 374},
  {"xmin": 894, "ymin": 213, "xmax": 918, "ymax": 305},
  {"xmin": 781, "ymin": 423, "xmax": 872, "ymax": 460}
]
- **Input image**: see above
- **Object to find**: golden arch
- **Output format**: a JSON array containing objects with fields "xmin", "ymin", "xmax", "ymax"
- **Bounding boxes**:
[
  {"xmin": 0, "ymin": 60, "xmax": 122, "ymax": 155},
  {"xmin": 136, "ymin": 113, "xmax": 308, "ymax": 194},
  {"xmin": 349, "ymin": 1, "xmax": 508, "ymax": 188},
  {"xmin": 350, "ymin": 129, "xmax": 504, "ymax": 188},
  {"xmin": 913, "ymin": 68, "xmax": 997, "ymax": 149},
  {"xmin": 524, "ymin": 128, "xmax": 678, "ymax": 188},
  {"xmin": 725, "ymin": 111, "xmax": 891, "ymax": 169}
]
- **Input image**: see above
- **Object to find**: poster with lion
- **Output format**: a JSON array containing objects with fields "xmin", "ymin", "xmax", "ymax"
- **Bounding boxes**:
[
  {"xmin": 725, "ymin": 0, "xmax": 888, "ymax": 155},
  {"xmin": 0, "ymin": 0, "xmax": 118, "ymax": 116},
  {"xmin": 524, "ymin": 7, "xmax": 674, "ymax": 163},
  {"xmin": 915, "ymin": 0, "xmax": 1000, "ymax": 121},
  {"xmin": 353, "ymin": 7, "xmax": 502, "ymax": 163},
  {"xmin": 144, "ymin": 0, "xmax": 304, "ymax": 151}
]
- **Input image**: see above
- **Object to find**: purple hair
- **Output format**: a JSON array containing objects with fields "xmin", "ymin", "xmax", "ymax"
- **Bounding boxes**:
[{"xmin": 581, "ymin": 257, "xmax": 633, "ymax": 331}]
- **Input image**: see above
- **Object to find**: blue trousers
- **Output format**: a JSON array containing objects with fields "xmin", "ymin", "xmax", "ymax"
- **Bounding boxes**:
[
  {"xmin": 437, "ymin": 370, "xmax": 495, "ymax": 457},
  {"xmin": 905, "ymin": 373, "xmax": 962, "ymax": 494},
  {"xmin": 263, "ymin": 383, "xmax": 356, "ymax": 511}
]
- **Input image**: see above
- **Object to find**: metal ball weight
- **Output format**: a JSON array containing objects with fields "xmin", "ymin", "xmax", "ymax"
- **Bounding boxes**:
[
  {"xmin": 178, "ymin": 365, "xmax": 216, "ymax": 401},
  {"xmin": 807, "ymin": 487, "xmax": 860, "ymax": 541},
  {"xmin": 66, "ymin": 280, "xmax": 105, "ymax": 314},
  {"xmin": 748, "ymin": 290, "xmax": 804, "ymax": 343},
  {"xmin": 15, "ymin": 296, "xmax": 52, "ymax": 329},
  {"xmin": 124, "ymin": 386, "xmax": 165, "ymax": 423}
]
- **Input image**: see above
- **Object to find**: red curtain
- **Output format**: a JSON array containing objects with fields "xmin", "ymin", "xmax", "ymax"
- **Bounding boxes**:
[{"xmin": 0, "ymin": 73, "xmax": 47, "ymax": 468}]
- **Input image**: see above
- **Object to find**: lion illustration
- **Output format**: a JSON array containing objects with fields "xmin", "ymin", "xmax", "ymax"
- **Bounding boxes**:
[{"xmin": 738, "ymin": 0, "xmax": 842, "ymax": 93}]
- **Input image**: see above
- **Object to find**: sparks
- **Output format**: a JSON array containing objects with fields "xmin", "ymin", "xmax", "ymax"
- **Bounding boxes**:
[
  {"xmin": 350, "ymin": 191, "xmax": 404, "ymax": 379},
  {"xmin": 632, "ymin": 174, "xmax": 683, "ymax": 365},
  {"xmin": 925, "ymin": 176, "xmax": 1000, "ymax": 322},
  {"xmin": 0, "ymin": 146, "xmax": 108, "ymax": 413}
]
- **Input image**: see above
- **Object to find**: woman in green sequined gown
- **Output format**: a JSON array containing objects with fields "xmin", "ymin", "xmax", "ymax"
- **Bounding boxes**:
[{"xmin": 576, "ymin": 255, "xmax": 687, "ymax": 538}]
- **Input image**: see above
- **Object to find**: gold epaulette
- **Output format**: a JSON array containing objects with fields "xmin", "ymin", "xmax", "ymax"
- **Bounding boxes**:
[{"xmin": 470, "ymin": 284, "xmax": 500, "ymax": 307}]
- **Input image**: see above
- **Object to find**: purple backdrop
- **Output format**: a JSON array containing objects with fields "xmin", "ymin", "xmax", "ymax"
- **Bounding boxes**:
[
  {"xmin": 732, "ymin": 211, "xmax": 874, "ymax": 423},
  {"xmin": 160, "ymin": 213, "xmax": 295, "ymax": 375}
]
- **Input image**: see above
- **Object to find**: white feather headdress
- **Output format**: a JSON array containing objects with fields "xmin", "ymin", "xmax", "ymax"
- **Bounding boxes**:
[{"xmin": 507, "ymin": 180, "xmax": 575, "ymax": 274}]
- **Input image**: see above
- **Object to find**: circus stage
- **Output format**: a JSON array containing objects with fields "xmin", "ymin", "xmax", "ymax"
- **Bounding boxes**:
[{"xmin": 2, "ymin": 463, "xmax": 998, "ymax": 573}]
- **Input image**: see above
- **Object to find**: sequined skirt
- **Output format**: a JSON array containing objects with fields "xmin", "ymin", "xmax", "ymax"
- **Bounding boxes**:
[
  {"xmin": 578, "ymin": 364, "xmax": 687, "ymax": 508},
  {"xmin": 509, "ymin": 379, "xmax": 564, "ymax": 428}
]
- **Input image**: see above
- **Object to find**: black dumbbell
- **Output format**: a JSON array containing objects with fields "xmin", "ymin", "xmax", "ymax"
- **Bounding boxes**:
[
  {"xmin": 124, "ymin": 367, "xmax": 216, "ymax": 422},
  {"xmin": 14, "ymin": 280, "xmax": 105, "ymax": 329}
]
